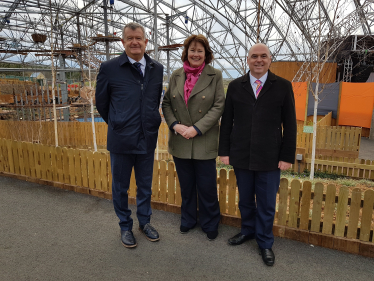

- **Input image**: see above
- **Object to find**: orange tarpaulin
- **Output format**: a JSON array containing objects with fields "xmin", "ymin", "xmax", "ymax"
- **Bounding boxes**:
[
  {"xmin": 338, "ymin": 82, "xmax": 374, "ymax": 128},
  {"xmin": 292, "ymin": 82, "xmax": 308, "ymax": 121}
]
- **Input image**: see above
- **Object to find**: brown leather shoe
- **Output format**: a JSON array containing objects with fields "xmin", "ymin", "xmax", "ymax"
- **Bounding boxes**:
[{"xmin": 228, "ymin": 232, "xmax": 255, "ymax": 245}]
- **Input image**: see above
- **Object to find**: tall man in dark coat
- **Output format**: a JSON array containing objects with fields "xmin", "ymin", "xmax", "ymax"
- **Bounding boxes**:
[
  {"xmin": 95, "ymin": 22, "xmax": 164, "ymax": 248},
  {"xmin": 219, "ymin": 43, "xmax": 296, "ymax": 266}
]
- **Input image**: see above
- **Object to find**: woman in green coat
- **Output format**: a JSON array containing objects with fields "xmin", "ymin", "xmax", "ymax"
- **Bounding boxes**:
[{"xmin": 162, "ymin": 34, "xmax": 225, "ymax": 240}]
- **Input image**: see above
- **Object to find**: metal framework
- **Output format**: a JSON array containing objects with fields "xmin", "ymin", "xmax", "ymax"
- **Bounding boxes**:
[{"xmin": 0, "ymin": 0, "xmax": 373, "ymax": 79}]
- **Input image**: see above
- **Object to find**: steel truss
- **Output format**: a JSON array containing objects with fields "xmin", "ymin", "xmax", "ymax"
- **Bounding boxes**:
[{"xmin": 0, "ymin": 0, "xmax": 373, "ymax": 78}]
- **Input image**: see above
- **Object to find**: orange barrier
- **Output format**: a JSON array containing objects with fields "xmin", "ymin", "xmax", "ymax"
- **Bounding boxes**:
[
  {"xmin": 292, "ymin": 82, "xmax": 308, "ymax": 121},
  {"xmin": 338, "ymin": 82, "xmax": 374, "ymax": 128}
]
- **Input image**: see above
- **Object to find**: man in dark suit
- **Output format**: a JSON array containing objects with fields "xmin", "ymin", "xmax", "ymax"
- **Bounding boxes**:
[
  {"xmin": 219, "ymin": 43, "xmax": 296, "ymax": 266},
  {"xmin": 95, "ymin": 22, "xmax": 164, "ymax": 248}
]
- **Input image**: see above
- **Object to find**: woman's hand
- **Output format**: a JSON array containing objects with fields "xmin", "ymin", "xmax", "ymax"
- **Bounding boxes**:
[
  {"xmin": 174, "ymin": 124, "xmax": 189, "ymax": 135},
  {"xmin": 182, "ymin": 126, "xmax": 198, "ymax": 139},
  {"xmin": 220, "ymin": 156, "xmax": 230, "ymax": 165}
]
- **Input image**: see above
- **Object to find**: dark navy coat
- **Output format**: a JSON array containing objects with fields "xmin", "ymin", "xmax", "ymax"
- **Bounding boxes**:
[
  {"xmin": 95, "ymin": 52, "xmax": 164, "ymax": 154},
  {"xmin": 218, "ymin": 71, "xmax": 297, "ymax": 171}
]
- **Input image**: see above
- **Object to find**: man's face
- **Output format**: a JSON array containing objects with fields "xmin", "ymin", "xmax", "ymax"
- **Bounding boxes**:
[
  {"xmin": 247, "ymin": 44, "xmax": 271, "ymax": 78},
  {"xmin": 121, "ymin": 27, "xmax": 148, "ymax": 60}
]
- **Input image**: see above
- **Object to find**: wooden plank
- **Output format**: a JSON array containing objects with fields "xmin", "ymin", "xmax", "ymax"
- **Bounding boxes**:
[
  {"xmin": 87, "ymin": 151, "xmax": 95, "ymax": 190},
  {"xmin": 331, "ymin": 126, "xmax": 337, "ymax": 150},
  {"xmin": 17, "ymin": 141, "xmax": 24, "ymax": 175},
  {"xmin": 175, "ymin": 171, "xmax": 182, "ymax": 206},
  {"xmin": 56, "ymin": 146, "xmax": 63, "ymax": 183},
  {"xmin": 167, "ymin": 161, "xmax": 175, "ymax": 204},
  {"xmin": 50, "ymin": 146, "xmax": 58, "ymax": 182},
  {"xmin": 219, "ymin": 169, "xmax": 227, "ymax": 215},
  {"xmin": 100, "ymin": 152, "xmax": 108, "ymax": 192},
  {"xmin": 347, "ymin": 188, "xmax": 362, "ymax": 239},
  {"xmin": 353, "ymin": 158, "xmax": 360, "ymax": 178},
  {"xmin": 151, "ymin": 160, "xmax": 159, "ymax": 201},
  {"xmin": 359, "ymin": 189, "xmax": 374, "ymax": 242},
  {"xmin": 34, "ymin": 144, "xmax": 42, "ymax": 179},
  {"xmin": 62, "ymin": 147, "xmax": 70, "ymax": 184},
  {"xmin": 107, "ymin": 153, "xmax": 112, "ymax": 194},
  {"xmin": 22, "ymin": 142, "xmax": 30, "ymax": 177},
  {"xmin": 39, "ymin": 145, "xmax": 47, "ymax": 180},
  {"xmin": 339, "ymin": 126, "xmax": 345, "ymax": 150},
  {"xmin": 326, "ymin": 126, "xmax": 332, "ymax": 150},
  {"xmin": 75, "ymin": 149, "xmax": 82, "ymax": 187},
  {"xmin": 299, "ymin": 181, "xmax": 312, "ymax": 230},
  {"xmin": 26, "ymin": 142, "xmax": 35, "ymax": 178},
  {"xmin": 94, "ymin": 152, "xmax": 102, "ymax": 190},
  {"xmin": 68, "ymin": 148, "xmax": 76, "ymax": 185},
  {"xmin": 322, "ymin": 184, "xmax": 336, "ymax": 235},
  {"xmin": 310, "ymin": 182, "xmax": 324, "ymax": 232},
  {"xmin": 334, "ymin": 186, "xmax": 349, "ymax": 237},
  {"xmin": 364, "ymin": 159, "xmax": 370, "ymax": 179},
  {"xmin": 159, "ymin": 161, "xmax": 167, "ymax": 203},
  {"xmin": 227, "ymin": 170, "xmax": 237, "ymax": 216},
  {"xmin": 288, "ymin": 179, "xmax": 301, "ymax": 228},
  {"xmin": 277, "ymin": 178, "xmax": 289, "ymax": 226},
  {"xmin": 129, "ymin": 168, "xmax": 136, "ymax": 197},
  {"xmin": 6, "ymin": 140, "xmax": 14, "ymax": 174},
  {"xmin": 80, "ymin": 150, "xmax": 88, "ymax": 188}
]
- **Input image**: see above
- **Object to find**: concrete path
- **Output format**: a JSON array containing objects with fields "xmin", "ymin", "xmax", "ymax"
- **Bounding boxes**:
[{"xmin": 1, "ymin": 176, "xmax": 373, "ymax": 281}]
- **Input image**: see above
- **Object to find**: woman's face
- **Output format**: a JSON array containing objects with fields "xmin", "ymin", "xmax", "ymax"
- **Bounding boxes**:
[{"xmin": 187, "ymin": 41, "xmax": 206, "ymax": 68}]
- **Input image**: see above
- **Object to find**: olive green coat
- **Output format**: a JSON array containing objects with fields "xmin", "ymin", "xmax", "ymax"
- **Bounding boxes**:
[{"xmin": 162, "ymin": 64, "xmax": 225, "ymax": 160}]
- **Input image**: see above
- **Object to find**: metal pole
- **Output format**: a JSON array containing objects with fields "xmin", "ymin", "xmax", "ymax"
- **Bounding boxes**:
[
  {"xmin": 166, "ymin": 14, "xmax": 170, "ymax": 83},
  {"xmin": 58, "ymin": 55, "xmax": 69, "ymax": 121},
  {"xmin": 154, "ymin": 0, "xmax": 158, "ymax": 60},
  {"xmin": 103, "ymin": 0, "xmax": 110, "ymax": 61}
]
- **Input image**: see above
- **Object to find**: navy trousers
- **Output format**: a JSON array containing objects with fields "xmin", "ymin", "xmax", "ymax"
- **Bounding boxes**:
[
  {"xmin": 173, "ymin": 157, "xmax": 220, "ymax": 232},
  {"xmin": 234, "ymin": 167, "xmax": 280, "ymax": 249},
  {"xmin": 110, "ymin": 151, "xmax": 154, "ymax": 231}
]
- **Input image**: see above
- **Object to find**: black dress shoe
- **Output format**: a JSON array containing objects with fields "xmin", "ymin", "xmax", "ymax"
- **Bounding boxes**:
[
  {"xmin": 139, "ymin": 223, "xmax": 160, "ymax": 242},
  {"xmin": 121, "ymin": 230, "xmax": 137, "ymax": 248},
  {"xmin": 259, "ymin": 248, "xmax": 275, "ymax": 266},
  {"xmin": 228, "ymin": 232, "xmax": 255, "ymax": 245},
  {"xmin": 180, "ymin": 225, "xmax": 195, "ymax": 234},
  {"xmin": 207, "ymin": 230, "xmax": 218, "ymax": 241}
]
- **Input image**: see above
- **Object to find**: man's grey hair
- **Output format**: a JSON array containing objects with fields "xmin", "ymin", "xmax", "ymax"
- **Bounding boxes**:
[{"xmin": 122, "ymin": 22, "xmax": 147, "ymax": 40}]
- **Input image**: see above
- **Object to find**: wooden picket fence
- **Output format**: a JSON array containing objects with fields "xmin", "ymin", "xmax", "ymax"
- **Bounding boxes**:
[
  {"xmin": 0, "ymin": 120, "xmax": 170, "ymax": 154},
  {"xmin": 305, "ymin": 154, "xmax": 374, "ymax": 180},
  {"xmin": 0, "ymin": 138, "xmax": 373, "ymax": 257},
  {"xmin": 297, "ymin": 125, "xmax": 361, "ymax": 157}
]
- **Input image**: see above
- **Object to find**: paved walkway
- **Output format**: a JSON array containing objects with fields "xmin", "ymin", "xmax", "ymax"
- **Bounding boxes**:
[{"xmin": 1, "ymin": 176, "xmax": 373, "ymax": 281}]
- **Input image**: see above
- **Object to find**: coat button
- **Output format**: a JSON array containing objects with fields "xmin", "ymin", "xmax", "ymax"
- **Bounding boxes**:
[
  {"xmin": 199, "ymin": 110, "xmax": 202, "ymax": 113},
  {"xmin": 174, "ymin": 109, "xmax": 177, "ymax": 112},
  {"xmin": 173, "ymin": 95, "xmax": 176, "ymax": 98},
  {"xmin": 202, "ymin": 96, "xmax": 205, "ymax": 99}
]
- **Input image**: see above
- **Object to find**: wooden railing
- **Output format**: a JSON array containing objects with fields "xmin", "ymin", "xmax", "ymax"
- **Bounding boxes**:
[
  {"xmin": 0, "ymin": 138, "xmax": 373, "ymax": 257},
  {"xmin": 297, "ymin": 125, "xmax": 361, "ymax": 157},
  {"xmin": 0, "ymin": 120, "xmax": 170, "ymax": 153},
  {"xmin": 304, "ymin": 154, "xmax": 374, "ymax": 180}
]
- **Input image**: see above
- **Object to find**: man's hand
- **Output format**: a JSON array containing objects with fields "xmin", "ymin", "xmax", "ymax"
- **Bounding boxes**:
[
  {"xmin": 173, "ymin": 124, "xmax": 189, "ymax": 136},
  {"xmin": 278, "ymin": 161, "xmax": 292, "ymax": 171},
  {"xmin": 182, "ymin": 126, "xmax": 198, "ymax": 139},
  {"xmin": 220, "ymin": 156, "xmax": 230, "ymax": 165}
]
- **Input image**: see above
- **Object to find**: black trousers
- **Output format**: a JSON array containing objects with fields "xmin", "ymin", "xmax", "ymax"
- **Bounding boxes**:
[{"xmin": 173, "ymin": 157, "xmax": 220, "ymax": 232}]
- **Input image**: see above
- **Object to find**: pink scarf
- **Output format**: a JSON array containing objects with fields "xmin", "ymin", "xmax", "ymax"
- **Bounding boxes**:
[{"xmin": 183, "ymin": 60, "xmax": 205, "ymax": 106}]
